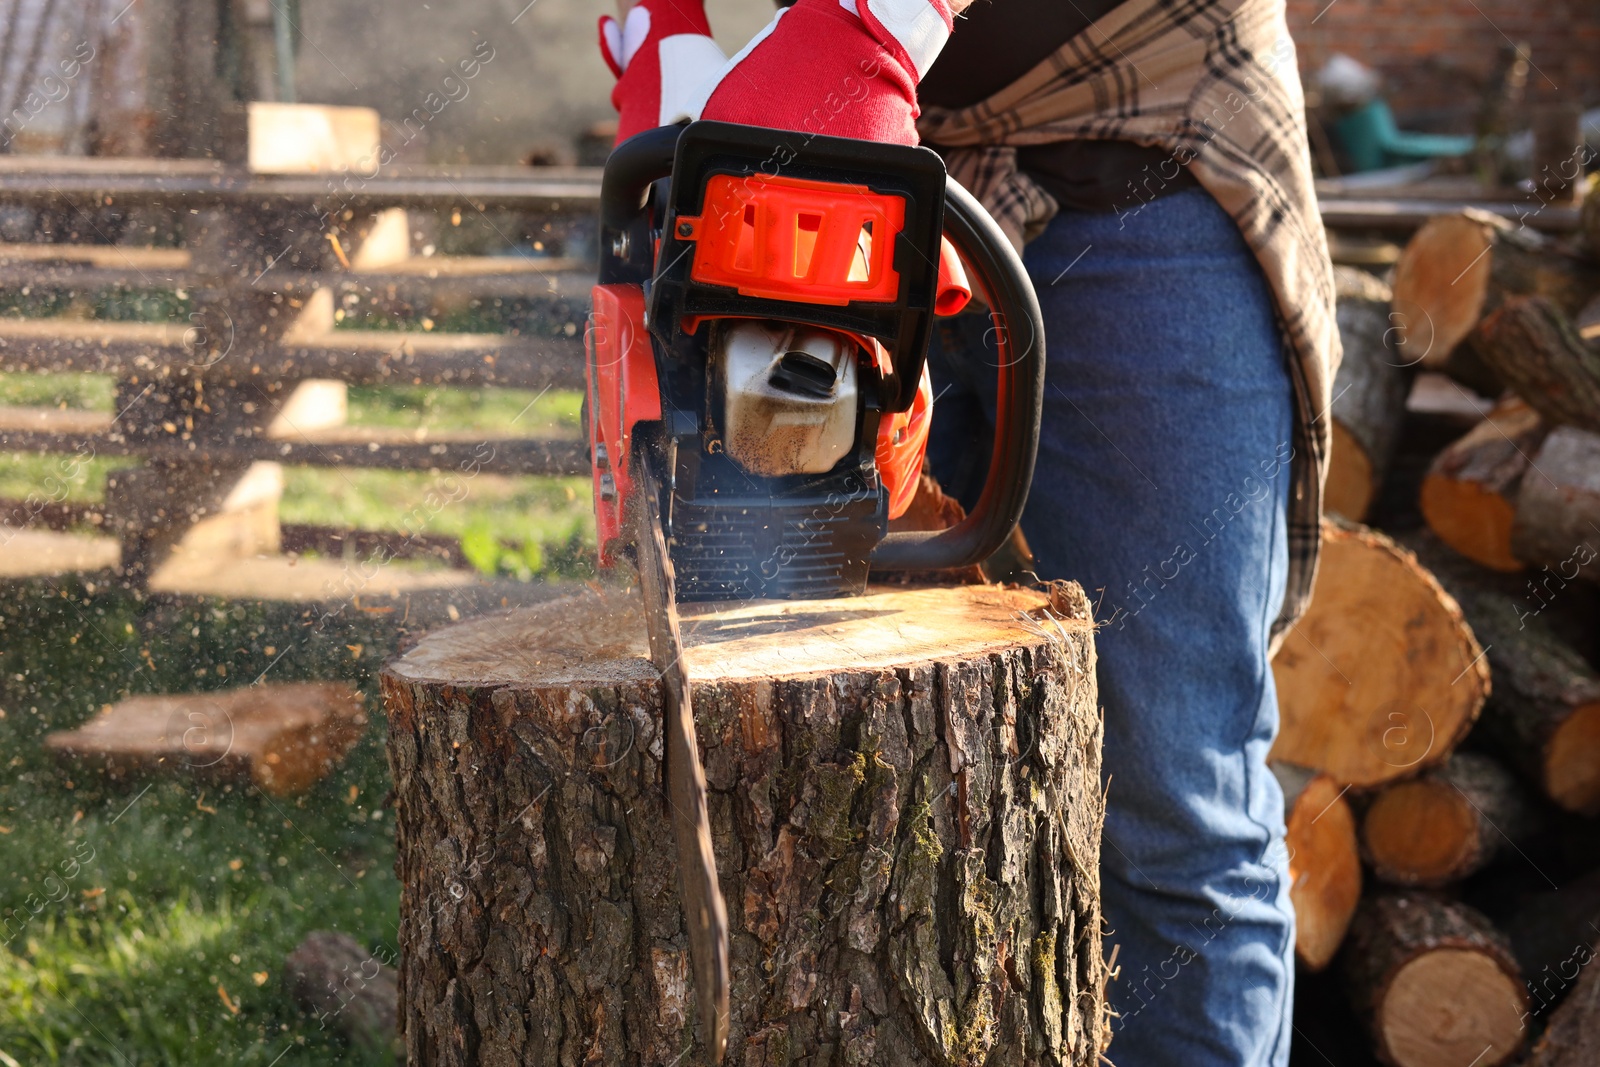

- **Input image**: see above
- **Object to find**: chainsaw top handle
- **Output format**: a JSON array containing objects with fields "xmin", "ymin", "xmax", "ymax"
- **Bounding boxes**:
[{"xmin": 598, "ymin": 122, "xmax": 1046, "ymax": 574}]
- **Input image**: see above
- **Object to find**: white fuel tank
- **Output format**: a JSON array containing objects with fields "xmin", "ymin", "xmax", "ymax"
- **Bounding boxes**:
[{"xmin": 716, "ymin": 320, "xmax": 859, "ymax": 478}]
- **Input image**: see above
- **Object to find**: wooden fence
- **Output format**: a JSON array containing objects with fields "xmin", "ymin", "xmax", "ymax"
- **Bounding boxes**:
[
  {"xmin": 0, "ymin": 154, "xmax": 601, "ymax": 586},
  {"xmin": 0, "ymin": 154, "xmax": 1580, "ymax": 591}
]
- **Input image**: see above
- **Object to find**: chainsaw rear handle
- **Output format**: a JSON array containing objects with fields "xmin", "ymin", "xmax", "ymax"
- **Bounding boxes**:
[
  {"xmin": 598, "ymin": 124, "xmax": 1046, "ymax": 573},
  {"xmin": 871, "ymin": 177, "xmax": 1044, "ymax": 572}
]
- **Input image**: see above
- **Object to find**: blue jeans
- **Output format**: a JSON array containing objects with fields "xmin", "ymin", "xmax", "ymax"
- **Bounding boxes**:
[{"xmin": 927, "ymin": 186, "xmax": 1296, "ymax": 1066}]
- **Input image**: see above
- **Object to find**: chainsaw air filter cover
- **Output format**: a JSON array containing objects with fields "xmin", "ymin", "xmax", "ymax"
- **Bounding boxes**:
[{"xmin": 716, "ymin": 320, "xmax": 859, "ymax": 478}]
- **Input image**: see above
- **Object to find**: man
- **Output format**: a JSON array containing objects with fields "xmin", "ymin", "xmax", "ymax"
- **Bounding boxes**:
[{"xmin": 597, "ymin": 1, "xmax": 1338, "ymax": 1062}]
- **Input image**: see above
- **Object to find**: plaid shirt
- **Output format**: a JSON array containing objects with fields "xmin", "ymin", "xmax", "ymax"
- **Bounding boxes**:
[{"xmin": 919, "ymin": 0, "xmax": 1339, "ymax": 648}]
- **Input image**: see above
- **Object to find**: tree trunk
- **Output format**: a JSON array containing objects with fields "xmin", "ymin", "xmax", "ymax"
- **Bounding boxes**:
[
  {"xmin": 1511, "ymin": 425, "xmax": 1600, "ymax": 585},
  {"xmin": 1359, "ymin": 752, "xmax": 1538, "ymax": 888},
  {"xmin": 1390, "ymin": 209, "xmax": 1600, "ymax": 371},
  {"xmin": 1526, "ymin": 943, "xmax": 1600, "ymax": 1067},
  {"xmin": 1341, "ymin": 892, "xmax": 1527, "ymax": 1067},
  {"xmin": 1419, "ymin": 397, "xmax": 1547, "ymax": 572},
  {"xmin": 1273, "ymin": 761, "xmax": 1361, "ymax": 972},
  {"xmin": 381, "ymin": 583, "xmax": 1108, "ymax": 1067},
  {"xmin": 1271, "ymin": 521, "xmax": 1489, "ymax": 787},
  {"xmin": 1406, "ymin": 536, "xmax": 1600, "ymax": 816},
  {"xmin": 1327, "ymin": 267, "xmax": 1408, "ymax": 522},
  {"xmin": 1474, "ymin": 296, "xmax": 1600, "ymax": 432}
]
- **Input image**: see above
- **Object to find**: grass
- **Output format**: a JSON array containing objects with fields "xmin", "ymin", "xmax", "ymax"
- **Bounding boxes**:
[
  {"xmin": 0, "ymin": 364, "xmax": 599, "ymax": 1060},
  {"xmin": 0, "ymin": 580, "xmax": 407, "ymax": 1065}
]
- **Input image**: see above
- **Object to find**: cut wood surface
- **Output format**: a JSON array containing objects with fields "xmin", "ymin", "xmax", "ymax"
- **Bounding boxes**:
[
  {"xmin": 1474, "ymin": 296, "xmax": 1600, "ymax": 431},
  {"xmin": 381, "ymin": 583, "xmax": 1108, "ymax": 1066},
  {"xmin": 1342, "ymin": 893, "xmax": 1527, "ymax": 1067},
  {"xmin": 283, "ymin": 930, "xmax": 399, "ymax": 1054},
  {"xmin": 1420, "ymin": 397, "xmax": 1547, "ymax": 570},
  {"xmin": 1390, "ymin": 209, "xmax": 1600, "ymax": 369},
  {"xmin": 44, "ymin": 682, "xmax": 365, "ymax": 795},
  {"xmin": 1526, "ymin": 942, "xmax": 1600, "ymax": 1067},
  {"xmin": 1327, "ymin": 267, "xmax": 1408, "ymax": 521},
  {"xmin": 1511, "ymin": 426, "xmax": 1600, "ymax": 583},
  {"xmin": 1409, "ymin": 536, "xmax": 1600, "ymax": 815},
  {"xmin": 1274, "ymin": 761, "xmax": 1361, "ymax": 971},
  {"xmin": 1360, "ymin": 752, "xmax": 1536, "ymax": 888},
  {"xmin": 1271, "ymin": 521, "xmax": 1489, "ymax": 787}
]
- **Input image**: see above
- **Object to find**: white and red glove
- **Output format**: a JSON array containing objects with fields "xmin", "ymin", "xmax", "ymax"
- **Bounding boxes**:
[
  {"xmin": 598, "ymin": 0, "xmax": 729, "ymax": 143},
  {"xmin": 601, "ymin": 0, "xmax": 953, "ymax": 147}
]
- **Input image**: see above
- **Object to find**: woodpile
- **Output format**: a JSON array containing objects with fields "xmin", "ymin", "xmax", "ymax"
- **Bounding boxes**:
[{"xmin": 1277, "ymin": 210, "xmax": 1600, "ymax": 1066}]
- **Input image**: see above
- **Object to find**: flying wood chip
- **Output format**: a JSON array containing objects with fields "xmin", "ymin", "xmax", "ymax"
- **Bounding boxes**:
[{"xmin": 44, "ymin": 682, "xmax": 366, "ymax": 795}]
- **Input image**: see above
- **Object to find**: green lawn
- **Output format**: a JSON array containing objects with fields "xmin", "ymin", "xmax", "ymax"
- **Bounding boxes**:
[
  {"xmin": 0, "ymin": 367, "xmax": 599, "ymax": 1061},
  {"xmin": 0, "ymin": 582, "xmax": 405, "ymax": 1065}
]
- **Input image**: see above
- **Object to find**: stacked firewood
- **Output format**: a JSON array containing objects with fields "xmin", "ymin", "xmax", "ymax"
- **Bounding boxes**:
[{"xmin": 1272, "ymin": 203, "xmax": 1600, "ymax": 1067}]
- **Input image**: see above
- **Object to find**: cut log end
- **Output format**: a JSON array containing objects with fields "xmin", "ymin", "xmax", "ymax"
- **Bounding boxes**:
[
  {"xmin": 1271, "ymin": 522, "xmax": 1489, "ymax": 787},
  {"xmin": 1419, "ymin": 397, "xmax": 1545, "ymax": 572},
  {"xmin": 1327, "ymin": 421, "xmax": 1377, "ymax": 522},
  {"xmin": 1546, "ymin": 702, "xmax": 1600, "ymax": 815},
  {"xmin": 1379, "ymin": 949, "xmax": 1526, "ymax": 1067},
  {"xmin": 1279, "ymin": 766, "xmax": 1361, "ymax": 971},
  {"xmin": 1363, "ymin": 778, "xmax": 1480, "ymax": 887},
  {"xmin": 1419, "ymin": 472, "xmax": 1522, "ymax": 571},
  {"xmin": 1392, "ymin": 214, "xmax": 1495, "ymax": 366}
]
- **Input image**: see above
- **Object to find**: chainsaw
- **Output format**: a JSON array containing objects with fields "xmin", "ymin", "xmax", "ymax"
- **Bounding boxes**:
[{"xmin": 584, "ymin": 120, "xmax": 1045, "ymax": 1061}]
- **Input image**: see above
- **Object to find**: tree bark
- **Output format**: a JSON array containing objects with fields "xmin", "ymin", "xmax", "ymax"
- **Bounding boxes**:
[
  {"xmin": 1273, "ymin": 761, "xmax": 1361, "ymax": 972},
  {"xmin": 1405, "ymin": 535, "xmax": 1600, "ymax": 816},
  {"xmin": 1271, "ymin": 520, "xmax": 1489, "ymax": 787},
  {"xmin": 1390, "ymin": 209, "xmax": 1600, "ymax": 371},
  {"xmin": 1526, "ymin": 943, "xmax": 1600, "ymax": 1067},
  {"xmin": 1506, "ymin": 868, "xmax": 1600, "ymax": 1020},
  {"xmin": 1511, "ymin": 425, "xmax": 1600, "ymax": 585},
  {"xmin": 381, "ymin": 583, "xmax": 1108, "ymax": 1067},
  {"xmin": 1359, "ymin": 752, "xmax": 1538, "ymax": 888},
  {"xmin": 1420, "ymin": 397, "xmax": 1547, "ymax": 572},
  {"xmin": 1474, "ymin": 296, "xmax": 1600, "ymax": 432},
  {"xmin": 1327, "ymin": 267, "xmax": 1409, "ymax": 522},
  {"xmin": 1341, "ymin": 892, "xmax": 1528, "ymax": 1067}
]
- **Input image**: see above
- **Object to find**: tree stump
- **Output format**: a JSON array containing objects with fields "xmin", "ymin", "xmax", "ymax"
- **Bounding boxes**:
[{"xmin": 381, "ymin": 583, "xmax": 1107, "ymax": 1067}]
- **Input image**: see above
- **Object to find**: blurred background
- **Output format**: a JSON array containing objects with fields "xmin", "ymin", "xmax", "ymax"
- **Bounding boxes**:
[{"xmin": 0, "ymin": 0, "xmax": 1597, "ymax": 1063}]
